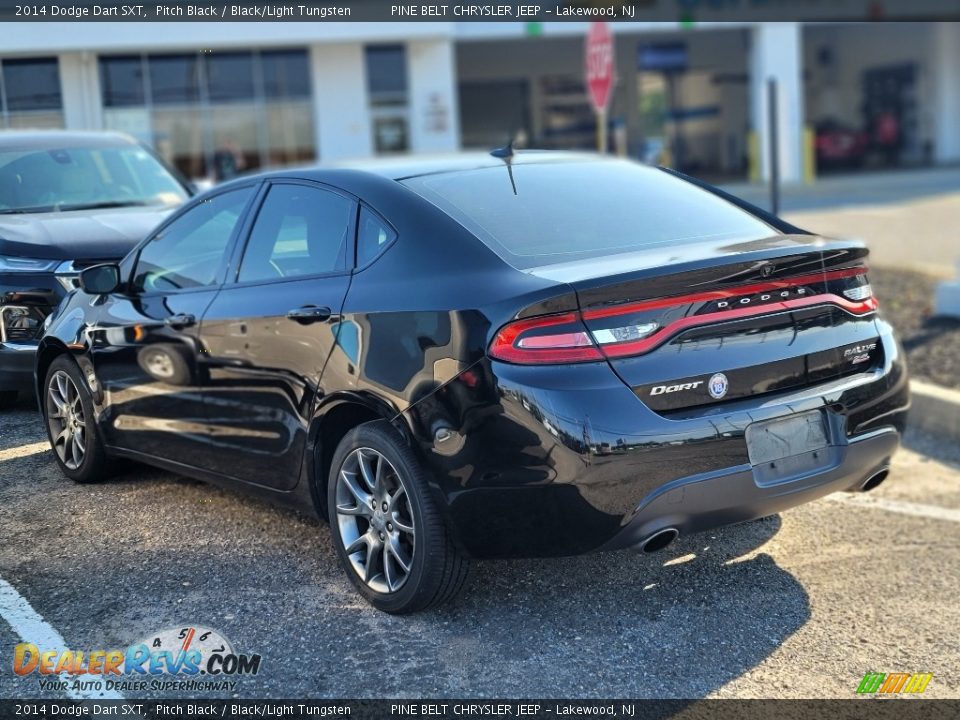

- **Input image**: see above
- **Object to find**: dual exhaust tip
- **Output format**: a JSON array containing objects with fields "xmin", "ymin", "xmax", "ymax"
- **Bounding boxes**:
[
  {"xmin": 638, "ymin": 527, "xmax": 679, "ymax": 554},
  {"xmin": 636, "ymin": 466, "xmax": 891, "ymax": 553},
  {"xmin": 860, "ymin": 466, "xmax": 890, "ymax": 492}
]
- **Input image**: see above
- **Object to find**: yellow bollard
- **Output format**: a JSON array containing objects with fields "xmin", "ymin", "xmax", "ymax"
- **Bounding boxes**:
[
  {"xmin": 803, "ymin": 126, "xmax": 816, "ymax": 184},
  {"xmin": 660, "ymin": 143, "xmax": 673, "ymax": 168},
  {"xmin": 747, "ymin": 131, "xmax": 760, "ymax": 183}
]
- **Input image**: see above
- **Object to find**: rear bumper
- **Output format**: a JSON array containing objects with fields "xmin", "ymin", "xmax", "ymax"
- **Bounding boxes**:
[
  {"xmin": 405, "ymin": 318, "xmax": 908, "ymax": 559},
  {"xmin": 0, "ymin": 341, "xmax": 38, "ymax": 393},
  {"xmin": 599, "ymin": 426, "xmax": 898, "ymax": 551}
]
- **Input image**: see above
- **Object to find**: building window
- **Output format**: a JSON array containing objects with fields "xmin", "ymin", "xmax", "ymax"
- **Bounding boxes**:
[
  {"xmin": 204, "ymin": 53, "xmax": 258, "ymax": 180},
  {"xmin": 99, "ymin": 49, "xmax": 315, "ymax": 180},
  {"xmin": 459, "ymin": 80, "xmax": 531, "ymax": 149},
  {"xmin": 366, "ymin": 45, "xmax": 408, "ymax": 103},
  {"xmin": 0, "ymin": 58, "xmax": 64, "ymax": 129},
  {"xmin": 365, "ymin": 45, "xmax": 409, "ymax": 154},
  {"xmin": 150, "ymin": 106, "xmax": 207, "ymax": 179},
  {"xmin": 206, "ymin": 52, "xmax": 256, "ymax": 102},
  {"xmin": 262, "ymin": 50, "xmax": 311, "ymax": 99},
  {"xmin": 539, "ymin": 74, "xmax": 595, "ymax": 150},
  {"xmin": 148, "ymin": 54, "xmax": 202, "ymax": 105},
  {"xmin": 101, "ymin": 55, "xmax": 146, "ymax": 107},
  {"xmin": 260, "ymin": 50, "xmax": 312, "ymax": 167}
]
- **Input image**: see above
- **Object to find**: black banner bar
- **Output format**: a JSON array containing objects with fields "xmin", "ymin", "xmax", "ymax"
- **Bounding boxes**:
[
  {"xmin": 2, "ymin": 700, "xmax": 960, "ymax": 720},
  {"xmin": 1, "ymin": 0, "xmax": 960, "ymax": 22}
]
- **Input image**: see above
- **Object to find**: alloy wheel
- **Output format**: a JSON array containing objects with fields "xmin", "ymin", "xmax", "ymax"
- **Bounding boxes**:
[
  {"xmin": 335, "ymin": 447, "xmax": 416, "ymax": 594},
  {"xmin": 46, "ymin": 370, "xmax": 87, "ymax": 470}
]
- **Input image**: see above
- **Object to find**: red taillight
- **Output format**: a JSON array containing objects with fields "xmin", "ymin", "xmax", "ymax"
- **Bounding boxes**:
[
  {"xmin": 488, "ymin": 312, "xmax": 603, "ymax": 364},
  {"xmin": 489, "ymin": 267, "xmax": 877, "ymax": 366}
]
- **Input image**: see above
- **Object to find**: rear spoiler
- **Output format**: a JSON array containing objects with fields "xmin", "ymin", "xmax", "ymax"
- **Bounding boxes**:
[{"xmin": 657, "ymin": 166, "xmax": 812, "ymax": 237}]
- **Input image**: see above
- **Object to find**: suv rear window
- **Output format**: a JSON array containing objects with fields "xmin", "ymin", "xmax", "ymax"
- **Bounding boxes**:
[{"xmin": 402, "ymin": 159, "xmax": 774, "ymax": 269}]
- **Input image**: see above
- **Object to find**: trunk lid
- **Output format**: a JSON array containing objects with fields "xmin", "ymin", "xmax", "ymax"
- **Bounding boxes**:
[{"xmin": 528, "ymin": 236, "xmax": 881, "ymax": 414}]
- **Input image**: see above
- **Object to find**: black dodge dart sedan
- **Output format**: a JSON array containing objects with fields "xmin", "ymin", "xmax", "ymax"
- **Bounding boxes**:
[{"xmin": 37, "ymin": 152, "xmax": 909, "ymax": 613}]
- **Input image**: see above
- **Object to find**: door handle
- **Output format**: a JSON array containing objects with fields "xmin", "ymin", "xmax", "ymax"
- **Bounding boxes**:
[
  {"xmin": 164, "ymin": 313, "xmax": 196, "ymax": 328},
  {"xmin": 286, "ymin": 305, "xmax": 332, "ymax": 324}
]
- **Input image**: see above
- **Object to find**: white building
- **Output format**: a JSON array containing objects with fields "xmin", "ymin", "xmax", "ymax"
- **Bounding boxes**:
[{"xmin": 1, "ymin": 21, "xmax": 958, "ymax": 183}]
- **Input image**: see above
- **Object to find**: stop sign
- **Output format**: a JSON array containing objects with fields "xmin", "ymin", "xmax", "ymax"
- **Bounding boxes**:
[{"xmin": 585, "ymin": 22, "xmax": 615, "ymax": 113}]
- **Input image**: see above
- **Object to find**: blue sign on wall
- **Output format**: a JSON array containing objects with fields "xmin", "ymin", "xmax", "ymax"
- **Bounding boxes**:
[{"xmin": 638, "ymin": 43, "xmax": 689, "ymax": 71}]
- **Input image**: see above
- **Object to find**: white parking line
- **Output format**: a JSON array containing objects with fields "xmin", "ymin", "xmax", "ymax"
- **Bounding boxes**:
[
  {"xmin": 0, "ymin": 577, "xmax": 124, "ymax": 700},
  {"xmin": 826, "ymin": 493, "xmax": 960, "ymax": 523},
  {"xmin": 0, "ymin": 441, "xmax": 50, "ymax": 462}
]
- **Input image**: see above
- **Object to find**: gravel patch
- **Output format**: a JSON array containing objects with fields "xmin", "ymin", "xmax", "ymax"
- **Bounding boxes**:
[{"xmin": 871, "ymin": 267, "xmax": 960, "ymax": 390}]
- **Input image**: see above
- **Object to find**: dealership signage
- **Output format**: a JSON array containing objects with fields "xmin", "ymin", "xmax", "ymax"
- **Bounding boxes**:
[{"xmin": 638, "ymin": 42, "xmax": 688, "ymax": 72}]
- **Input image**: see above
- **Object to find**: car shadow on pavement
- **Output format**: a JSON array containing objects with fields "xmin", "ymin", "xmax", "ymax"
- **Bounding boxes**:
[
  {"xmin": 2, "ymin": 490, "xmax": 808, "ymax": 699},
  {"xmin": 1, "ymin": 404, "xmax": 810, "ymax": 698},
  {"xmin": 429, "ymin": 514, "xmax": 810, "ymax": 697}
]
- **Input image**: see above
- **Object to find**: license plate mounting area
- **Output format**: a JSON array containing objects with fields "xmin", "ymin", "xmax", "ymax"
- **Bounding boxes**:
[{"xmin": 746, "ymin": 410, "xmax": 834, "ymax": 486}]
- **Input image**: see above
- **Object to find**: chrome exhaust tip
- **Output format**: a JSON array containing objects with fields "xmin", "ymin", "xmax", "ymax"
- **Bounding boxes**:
[
  {"xmin": 860, "ymin": 467, "xmax": 890, "ymax": 492},
  {"xmin": 640, "ymin": 527, "xmax": 679, "ymax": 554}
]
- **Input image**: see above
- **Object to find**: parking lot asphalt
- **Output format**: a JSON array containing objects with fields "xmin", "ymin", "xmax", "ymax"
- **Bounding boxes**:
[{"xmin": 1, "ymin": 394, "xmax": 958, "ymax": 700}]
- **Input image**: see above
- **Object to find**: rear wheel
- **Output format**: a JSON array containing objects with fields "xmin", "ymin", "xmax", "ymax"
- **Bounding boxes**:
[
  {"xmin": 43, "ymin": 356, "xmax": 111, "ymax": 483},
  {"xmin": 327, "ymin": 420, "xmax": 468, "ymax": 613}
]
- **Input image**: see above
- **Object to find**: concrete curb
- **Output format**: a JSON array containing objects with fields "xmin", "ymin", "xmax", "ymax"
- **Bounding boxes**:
[{"xmin": 909, "ymin": 380, "xmax": 960, "ymax": 440}]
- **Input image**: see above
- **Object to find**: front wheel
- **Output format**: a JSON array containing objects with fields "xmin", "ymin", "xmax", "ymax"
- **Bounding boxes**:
[
  {"xmin": 44, "ymin": 355, "xmax": 111, "ymax": 483},
  {"xmin": 327, "ymin": 421, "xmax": 468, "ymax": 613}
]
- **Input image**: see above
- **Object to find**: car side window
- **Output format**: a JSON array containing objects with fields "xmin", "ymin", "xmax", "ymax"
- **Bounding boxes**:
[
  {"xmin": 357, "ymin": 206, "xmax": 397, "ymax": 266},
  {"xmin": 132, "ymin": 187, "xmax": 253, "ymax": 293},
  {"xmin": 238, "ymin": 184, "xmax": 354, "ymax": 283}
]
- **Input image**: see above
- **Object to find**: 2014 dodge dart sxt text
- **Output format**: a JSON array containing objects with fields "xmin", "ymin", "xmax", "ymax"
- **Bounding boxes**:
[{"xmin": 37, "ymin": 152, "xmax": 909, "ymax": 613}]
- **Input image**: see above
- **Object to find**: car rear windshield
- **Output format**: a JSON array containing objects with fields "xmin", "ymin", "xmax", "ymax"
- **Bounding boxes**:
[
  {"xmin": 0, "ymin": 143, "xmax": 188, "ymax": 214},
  {"xmin": 402, "ymin": 159, "xmax": 775, "ymax": 269}
]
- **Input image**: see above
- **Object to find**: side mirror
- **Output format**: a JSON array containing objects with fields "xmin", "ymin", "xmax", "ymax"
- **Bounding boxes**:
[{"xmin": 79, "ymin": 264, "xmax": 121, "ymax": 295}]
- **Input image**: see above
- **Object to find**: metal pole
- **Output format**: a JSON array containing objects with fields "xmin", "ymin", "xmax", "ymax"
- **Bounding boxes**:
[
  {"xmin": 667, "ymin": 72, "xmax": 682, "ymax": 171},
  {"xmin": 597, "ymin": 109, "xmax": 607, "ymax": 154},
  {"xmin": 767, "ymin": 77, "xmax": 780, "ymax": 216}
]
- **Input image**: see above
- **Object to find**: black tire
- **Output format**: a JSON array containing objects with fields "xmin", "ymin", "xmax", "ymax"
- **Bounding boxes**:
[
  {"xmin": 43, "ymin": 355, "xmax": 111, "ymax": 483},
  {"xmin": 0, "ymin": 390, "xmax": 17, "ymax": 410},
  {"xmin": 327, "ymin": 420, "xmax": 468, "ymax": 613}
]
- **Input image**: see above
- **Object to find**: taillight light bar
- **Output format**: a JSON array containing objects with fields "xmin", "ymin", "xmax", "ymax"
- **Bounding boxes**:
[
  {"xmin": 489, "ymin": 267, "xmax": 877, "ymax": 365},
  {"xmin": 487, "ymin": 312, "xmax": 604, "ymax": 364}
]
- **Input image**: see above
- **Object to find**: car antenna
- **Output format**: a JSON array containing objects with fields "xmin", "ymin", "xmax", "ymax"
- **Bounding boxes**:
[{"xmin": 490, "ymin": 139, "xmax": 518, "ymax": 196}]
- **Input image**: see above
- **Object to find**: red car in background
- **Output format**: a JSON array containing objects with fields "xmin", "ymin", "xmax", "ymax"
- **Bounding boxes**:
[{"xmin": 814, "ymin": 120, "xmax": 869, "ymax": 169}]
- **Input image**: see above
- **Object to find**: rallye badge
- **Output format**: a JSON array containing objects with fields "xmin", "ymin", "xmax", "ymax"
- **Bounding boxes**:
[{"xmin": 844, "ymin": 342, "xmax": 877, "ymax": 365}]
